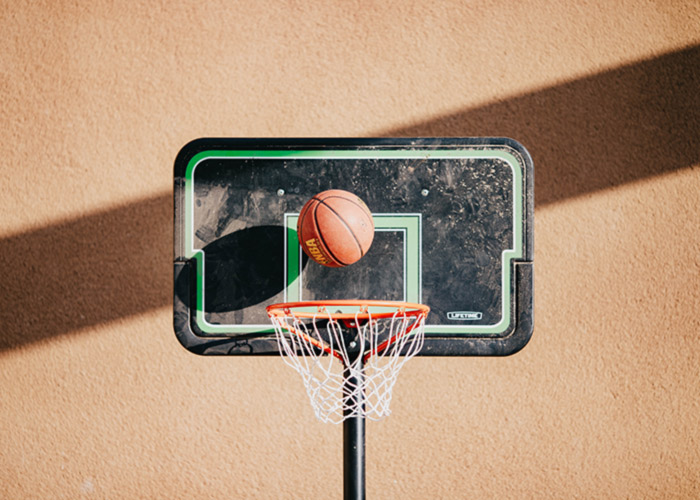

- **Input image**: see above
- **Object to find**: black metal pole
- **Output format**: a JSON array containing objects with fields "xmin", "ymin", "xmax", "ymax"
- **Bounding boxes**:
[{"xmin": 343, "ymin": 362, "xmax": 365, "ymax": 500}]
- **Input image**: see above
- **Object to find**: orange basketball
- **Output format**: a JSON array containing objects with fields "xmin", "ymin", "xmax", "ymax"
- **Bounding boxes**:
[{"xmin": 297, "ymin": 190, "xmax": 374, "ymax": 267}]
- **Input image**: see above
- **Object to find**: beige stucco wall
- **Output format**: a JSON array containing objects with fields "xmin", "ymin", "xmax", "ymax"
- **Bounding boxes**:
[{"xmin": 2, "ymin": 1, "xmax": 699, "ymax": 498}]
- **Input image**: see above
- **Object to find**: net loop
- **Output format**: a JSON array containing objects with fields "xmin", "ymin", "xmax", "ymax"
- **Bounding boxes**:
[{"xmin": 267, "ymin": 300, "xmax": 429, "ymax": 424}]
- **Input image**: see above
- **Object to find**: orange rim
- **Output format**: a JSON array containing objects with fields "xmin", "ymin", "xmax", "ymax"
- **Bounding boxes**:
[
  {"xmin": 267, "ymin": 300, "xmax": 430, "ymax": 362},
  {"xmin": 266, "ymin": 299, "xmax": 430, "ymax": 320}
]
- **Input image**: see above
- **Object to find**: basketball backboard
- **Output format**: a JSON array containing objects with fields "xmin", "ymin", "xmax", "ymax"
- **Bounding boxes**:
[{"xmin": 173, "ymin": 138, "xmax": 533, "ymax": 356}]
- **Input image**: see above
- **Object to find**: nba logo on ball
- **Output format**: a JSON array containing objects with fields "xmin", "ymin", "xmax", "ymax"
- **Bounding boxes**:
[{"xmin": 297, "ymin": 189, "xmax": 374, "ymax": 267}]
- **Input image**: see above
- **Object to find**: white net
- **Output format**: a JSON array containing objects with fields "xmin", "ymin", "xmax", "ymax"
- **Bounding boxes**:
[{"xmin": 267, "ymin": 302, "xmax": 428, "ymax": 424}]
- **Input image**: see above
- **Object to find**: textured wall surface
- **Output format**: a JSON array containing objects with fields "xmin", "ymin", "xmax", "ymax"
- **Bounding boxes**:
[{"xmin": 1, "ymin": 1, "xmax": 699, "ymax": 498}]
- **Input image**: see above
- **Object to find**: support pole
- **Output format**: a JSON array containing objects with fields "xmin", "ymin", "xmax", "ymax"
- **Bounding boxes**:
[{"xmin": 343, "ymin": 363, "xmax": 365, "ymax": 500}]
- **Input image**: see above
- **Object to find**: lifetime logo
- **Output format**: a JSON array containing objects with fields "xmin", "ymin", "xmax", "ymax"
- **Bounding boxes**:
[{"xmin": 447, "ymin": 311, "xmax": 483, "ymax": 321}]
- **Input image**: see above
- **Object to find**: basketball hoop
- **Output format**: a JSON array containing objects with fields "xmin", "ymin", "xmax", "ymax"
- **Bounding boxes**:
[{"xmin": 267, "ymin": 300, "xmax": 429, "ymax": 424}]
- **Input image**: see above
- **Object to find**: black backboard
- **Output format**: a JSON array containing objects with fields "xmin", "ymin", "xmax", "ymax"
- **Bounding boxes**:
[{"xmin": 174, "ymin": 138, "xmax": 533, "ymax": 356}]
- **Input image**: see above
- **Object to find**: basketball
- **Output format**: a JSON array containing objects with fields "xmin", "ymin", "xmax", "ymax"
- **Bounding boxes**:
[{"xmin": 297, "ymin": 190, "xmax": 374, "ymax": 267}]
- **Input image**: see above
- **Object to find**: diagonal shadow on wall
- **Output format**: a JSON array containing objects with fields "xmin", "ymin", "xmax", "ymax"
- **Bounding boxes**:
[
  {"xmin": 1, "ymin": 44, "xmax": 697, "ymax": 351},
  {"xmin": 0, "ymin": 197, "xmax": 172, "ymax": 351},
  {"xmin": 384, "ymin": 44, "xmax": 699, "ymax": 205}
]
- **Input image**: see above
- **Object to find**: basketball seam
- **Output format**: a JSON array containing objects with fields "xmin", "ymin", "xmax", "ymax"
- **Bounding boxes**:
[
  {"xmin": 320, "ymin": 196, "xmax": 373, "ymax": 253},
  {"xmin": 316, "ymin": 197, "xmax": 368, "ymax": 263},
  {"xmin": 312, "ymin": 203, "xmax": 350, "ymax": 266},
  {"xmin": 297, "ymin": 200, "xmax": 311, "ymax": 236}
]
